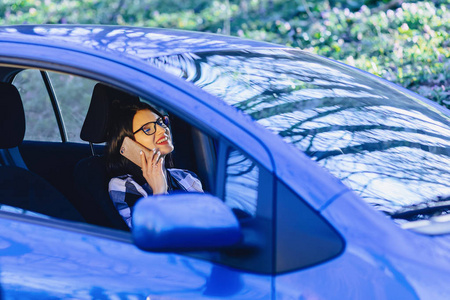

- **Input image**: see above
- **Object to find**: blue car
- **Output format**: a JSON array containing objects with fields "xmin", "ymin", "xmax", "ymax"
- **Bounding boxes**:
[{"xmin": 0, "ymin": 25, "xmax": 449, "ymax": 299}]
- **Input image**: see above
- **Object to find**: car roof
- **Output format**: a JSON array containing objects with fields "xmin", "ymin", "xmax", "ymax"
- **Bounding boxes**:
[{"xmin": 0, "ymin": 25, "xmax": 284, "ymax": 60}]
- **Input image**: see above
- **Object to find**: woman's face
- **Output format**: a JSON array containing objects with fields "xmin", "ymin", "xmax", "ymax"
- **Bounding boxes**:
[{"xmin": 132, "ymin": 109, "xmax": 174, "ymax": 155}]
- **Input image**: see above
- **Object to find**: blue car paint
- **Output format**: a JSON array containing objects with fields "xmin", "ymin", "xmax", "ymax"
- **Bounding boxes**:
[
  {"xmin": 132, "ymin": 194, "xmax": 242, "ymax": 250},
  {"xmin": 0, "ymin": 212, "xmax": 272, "ymax": 299},
  {"xmin": 0, "ymin": 25, "xmax": 283, "ymax": 58},
  {"xmin": 319, "ymin": 191, "xmax": 450, "ymax": 299},
  {"xmin": 276, "ymin": 190, "xmax": 450, "ymax": 299},
  {"xmin": 0, "ymin": 25, "xmax": 449, "ymax": 298}
]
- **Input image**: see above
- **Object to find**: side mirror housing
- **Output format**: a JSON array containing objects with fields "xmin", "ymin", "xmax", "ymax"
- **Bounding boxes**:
[{"xmin": 132, "ymin": 193, "xmax": 241, "ymax": 251}]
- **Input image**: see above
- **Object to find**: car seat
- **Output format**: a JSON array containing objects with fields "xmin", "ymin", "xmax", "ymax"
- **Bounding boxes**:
[
  {"xmin": 0, "ymin": 82, "xmax": 84, "ymax": 221},
  {"xmin": 74, "ymin": 83, "xmax": 139, "ymax": 231}
]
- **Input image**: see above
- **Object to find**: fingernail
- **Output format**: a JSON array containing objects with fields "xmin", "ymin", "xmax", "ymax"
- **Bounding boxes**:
[{"xmin": 140, "ymin": 150, "xmax": 143, "ymax": 155}]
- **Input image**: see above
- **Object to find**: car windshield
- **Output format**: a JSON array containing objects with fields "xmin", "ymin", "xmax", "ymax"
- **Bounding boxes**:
[{"xmin": 148, "ymin": 49, "xmax": 450, "ymax": 220}]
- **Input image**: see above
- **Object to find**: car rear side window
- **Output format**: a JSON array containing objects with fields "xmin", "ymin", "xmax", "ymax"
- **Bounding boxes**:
[
  {"xmin": 47, "ymin": 72, "xmax": 96, "ymax": 143},
  {"xmin": 13, "ymin": 69, "xmax": 60, "ymax": 142},
  {"xmin": 13, "ymin": 70, "xmax": 97, "ymax": 143}
]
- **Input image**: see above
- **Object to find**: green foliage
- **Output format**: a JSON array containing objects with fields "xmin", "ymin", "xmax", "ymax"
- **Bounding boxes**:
[{"xmin": 1, "ymin": 0, "xmax": 449, "ymax": 107}]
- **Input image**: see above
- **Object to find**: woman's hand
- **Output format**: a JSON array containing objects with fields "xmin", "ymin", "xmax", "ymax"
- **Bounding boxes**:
[{"xmin": 141, "ymin": 149, "xmax": 167, "ymax": 195}]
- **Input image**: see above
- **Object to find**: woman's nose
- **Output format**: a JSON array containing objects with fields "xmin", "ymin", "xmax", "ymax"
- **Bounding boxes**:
[{"xmin": 155, "ymin": 123, "xmax": 166, "ymax": 134}]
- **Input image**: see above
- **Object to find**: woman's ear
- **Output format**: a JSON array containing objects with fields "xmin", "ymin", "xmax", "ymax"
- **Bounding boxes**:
[{"xmin": 163, "ymin": 115, "xmax": 170, "ymax": 126}]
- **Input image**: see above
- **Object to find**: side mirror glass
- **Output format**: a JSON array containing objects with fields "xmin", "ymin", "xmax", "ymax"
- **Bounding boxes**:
[{"xmin": 132, "ymin": 193, "xmax": 241, "ymax": 251}]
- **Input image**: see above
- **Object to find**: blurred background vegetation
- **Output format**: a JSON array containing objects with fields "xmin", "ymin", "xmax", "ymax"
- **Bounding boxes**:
[{"xmin": 1, "ymin": 0, "xmax": 449, "ymax": 108}]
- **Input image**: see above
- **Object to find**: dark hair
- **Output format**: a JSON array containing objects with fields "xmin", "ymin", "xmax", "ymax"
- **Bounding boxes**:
[{"xmin": 105, "ymin": 101, "xmax": 172, "ymax": 185}]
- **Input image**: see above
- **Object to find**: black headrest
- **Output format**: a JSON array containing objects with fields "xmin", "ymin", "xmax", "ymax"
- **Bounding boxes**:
[
  {"xmin": 80, "ymin": 83, "xmax": 140, "ymax": 143},
  {"xmin": 0, "ymin": 82, "xmax": 25, "ymax": 149}
]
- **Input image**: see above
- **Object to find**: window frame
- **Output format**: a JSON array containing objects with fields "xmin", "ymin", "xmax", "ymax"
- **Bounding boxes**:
[
  {"xmin": 194, "ymin": 137, "xmax": 276, "ymax": 273},
  {"xmin": 39, "ymin": 70, "xmax": 67, "ymax": 142},
  {"xmin": 12, "ymin": 69, "xmax": 101, "ymax": 143},
  {"xmin": 11, "ymin": 69, "xmax": 67, "ymax": 143}
]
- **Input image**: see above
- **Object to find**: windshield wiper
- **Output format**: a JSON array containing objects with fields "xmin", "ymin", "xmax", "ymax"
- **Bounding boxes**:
[{"xmin": 389, "ymin": 195, "xmax": 450, "ymax": 220}]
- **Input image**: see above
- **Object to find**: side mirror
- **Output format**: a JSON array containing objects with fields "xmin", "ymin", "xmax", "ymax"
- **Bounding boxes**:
[{"xmin": 132, "ymin": 193, "xmax": 241, "ymax": 251}]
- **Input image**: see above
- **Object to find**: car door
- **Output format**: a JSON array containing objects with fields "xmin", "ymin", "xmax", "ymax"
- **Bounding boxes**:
[
  {"xmin": 0, "ymin": 208, "xmax": 273, "ymax": 299},
  {"xmin": 0, "ymin": 79, "xmax": 275, "ymax": 299}
]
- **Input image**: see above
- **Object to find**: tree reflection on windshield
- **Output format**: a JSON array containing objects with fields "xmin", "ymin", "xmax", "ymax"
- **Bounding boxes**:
[{"xmin": 148, "ymin": 49, "xmax": 450, "ymax": 217}]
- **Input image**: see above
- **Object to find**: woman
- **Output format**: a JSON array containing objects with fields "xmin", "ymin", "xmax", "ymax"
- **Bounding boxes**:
[{"xmin": 106, "ymin": 101, "xmax": 203, "ymax": 228}]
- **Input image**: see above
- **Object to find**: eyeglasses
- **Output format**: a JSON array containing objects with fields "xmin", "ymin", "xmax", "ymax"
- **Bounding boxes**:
[{"xmin": 133, "ymin": 116, "xmax": 170, "ymax": 136}]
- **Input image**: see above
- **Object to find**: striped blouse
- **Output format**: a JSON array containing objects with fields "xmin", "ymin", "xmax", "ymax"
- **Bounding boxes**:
[{"xmin": 108, "ymin": 168, "xmax": 203, "ymax": 228}]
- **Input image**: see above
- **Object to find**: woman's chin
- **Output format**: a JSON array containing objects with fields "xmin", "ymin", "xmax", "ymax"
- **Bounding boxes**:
[{"xmin": 156, "ymin": 144, "xmax": 174, "ymax": 155}]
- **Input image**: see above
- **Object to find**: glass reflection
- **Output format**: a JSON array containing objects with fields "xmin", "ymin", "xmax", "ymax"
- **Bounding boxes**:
[
  {"xmin": 148, "ymin": 49, "xmax": 450, "ymax": 219},
  {"xmin": 0, "ymin": 26, "xmax": 252, "ymax": 59},
  {"xmin": 225, "ymin": 149, "xmax": 259, "ymax": 217}
]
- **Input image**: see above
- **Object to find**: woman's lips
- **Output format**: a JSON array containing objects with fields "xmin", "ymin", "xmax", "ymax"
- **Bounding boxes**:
[{"xmin": 156, "ymin": 136, "xmax": 169, "ymax": 145}]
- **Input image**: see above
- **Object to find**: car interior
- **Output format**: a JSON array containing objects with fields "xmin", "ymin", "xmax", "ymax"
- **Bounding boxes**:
[{"xmin": 0, "ymin": 66, "xmax": 216, "ymax": 231}]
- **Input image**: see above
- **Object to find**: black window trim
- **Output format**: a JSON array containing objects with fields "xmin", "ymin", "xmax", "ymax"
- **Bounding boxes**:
[{"xmin": 40, "ymin": 70, "xmax": 67, "ymax": 142}]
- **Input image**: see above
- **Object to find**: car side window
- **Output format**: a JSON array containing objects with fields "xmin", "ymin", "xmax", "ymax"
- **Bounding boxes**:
[
  {"xmin": 47, "ymin": 72, "xmax": 96, "ymax": 142},
  {"xmin": 195, "ymin": 143, "xmax": 275, "ymax": 273},
  {"xmin": 217, "ymin": 143, "xmax": 344, "ymax": 274},
  {"xmin": 224, "ymin": 148, "xmax": 259, "ymax": 217},
  {"xmin": 275, "ymin": 180, "xmax": 344, "ymax": 273},
  {"xmin": 13, "ymin": 69, "xmax": 60, "ymax": 142},
  {"xmin": 13, "ymin": 70, "xmax": 96, "ymax": 143}
]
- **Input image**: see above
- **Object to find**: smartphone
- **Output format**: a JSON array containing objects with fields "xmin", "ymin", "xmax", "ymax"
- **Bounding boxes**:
[{"xmin": 120, "ymin": 136, "xmax": 153, "ymax": 168}]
